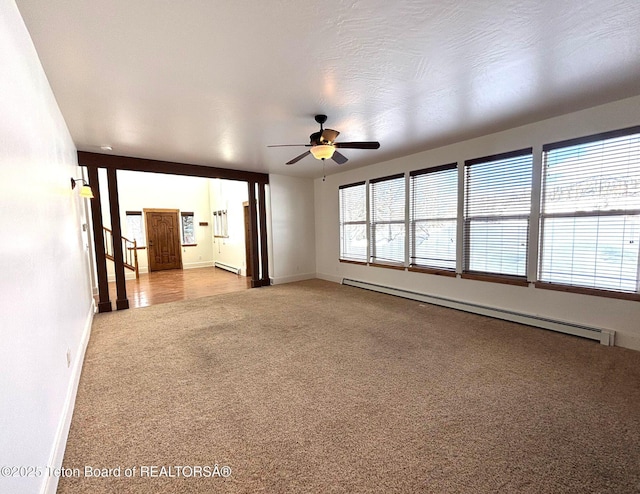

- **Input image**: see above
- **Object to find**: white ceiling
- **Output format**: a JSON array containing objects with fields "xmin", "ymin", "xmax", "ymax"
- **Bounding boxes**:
[{"xmin": 15, "ymin": 0, "xmax": 640, "ymax": 179}]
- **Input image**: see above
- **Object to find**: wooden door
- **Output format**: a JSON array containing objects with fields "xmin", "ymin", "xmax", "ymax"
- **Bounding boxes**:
[
  {"xmin": 243, "ymin": 203, "xmax": 252, "ymax": 277},
  {"xmin": 145, "ymin": 209, "xmax": 183, "ymax": 272}
]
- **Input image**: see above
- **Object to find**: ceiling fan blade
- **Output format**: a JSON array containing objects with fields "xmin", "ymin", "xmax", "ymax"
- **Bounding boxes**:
[
  {"xmin": 334, "ymin": 141, "xmax": 380, "ymax": 149},
  {"xmin": 286, "ymin": 150, "xmax": 311, "ymax": 165},
  {"xmin": 267, "ymin": 144, "xmax": 310, "ymax": 147},
  {"xmin": 332, "ymin": 151, "xmax": 348, "ymax": 165},
  {"xmin": 321, "ymin": 129, "xmax": 340, "ymax": 143}
]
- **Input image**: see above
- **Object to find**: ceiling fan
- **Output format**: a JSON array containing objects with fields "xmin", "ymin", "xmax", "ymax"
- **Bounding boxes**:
[{"xmin": 268, "ymin": 114, "xmax": 380, "ymax": 165}]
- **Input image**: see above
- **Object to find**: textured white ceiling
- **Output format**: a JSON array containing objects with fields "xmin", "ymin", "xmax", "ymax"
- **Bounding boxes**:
[{"xmin": 15, "ymin": 0, "xmax": 640, "ymax": 178}]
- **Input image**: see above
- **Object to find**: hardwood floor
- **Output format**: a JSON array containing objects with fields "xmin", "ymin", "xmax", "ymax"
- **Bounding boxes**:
[{"xmin": 105, "ymin": 266, "xmax": 251, "ymax": 309}]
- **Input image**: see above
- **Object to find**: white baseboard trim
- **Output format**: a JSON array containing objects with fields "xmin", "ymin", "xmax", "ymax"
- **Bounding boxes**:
[
  {"xmin": 342, "ymin": 278, "xmax": 616, "ymax": 347},
  {"xmin": 614, "ymin": 333, "xmax": 640, "ymax": 352},
  {"xmin": 184, "ymin": 261, "xmax": 214, "ymax": 270},
  {"xmin": 41, "ymin": 300, "xmax": 94, "ymax": 494},
  {"xmin": 271, "ymin": 272, "xmax": 317, "ymax": 285},
  {"xmin": 316, "ymin": 272, "xmax": 342, "ymax": 284}
]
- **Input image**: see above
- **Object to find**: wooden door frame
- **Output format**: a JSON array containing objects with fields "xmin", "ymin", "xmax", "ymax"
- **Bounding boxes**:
[{"xmin": 143, "ymin": 208, "xmax": 183, "ymax": 272}]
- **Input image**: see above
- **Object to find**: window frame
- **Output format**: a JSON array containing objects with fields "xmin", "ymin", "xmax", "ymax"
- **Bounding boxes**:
[
  {"xmin": 332, "ymin": 125, "xmax": 640, "ymax": 302},
  {"xmin": 369, "ymin": 173, "xmax": 407, "ymax": 267},
  {"xmin": 125, "ymin": 211, "xmax": 145, "ymax": 248},
  {"xmin": 462, "ymin": 148, "xmax": 533, "ymax": 285},
  {"xmin": 536, "ymin": 125, "xmax": 640, "ymax": 300},
  {"xmin": 339, "ymin": 181, "xmax": 368, "ymax": 264},
  {"xmin": 409, "ymin": 163, "xmax": 458, "ymax": 276},
  {"xmin": 213, "ymin": 210, "xmax": 229, "ymax": 238},
  {"xmin": 180, "ymin": 211, "xmax": 196, "ymax": 246}
]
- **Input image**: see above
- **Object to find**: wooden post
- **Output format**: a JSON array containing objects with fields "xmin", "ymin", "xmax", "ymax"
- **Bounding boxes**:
[
  {"xmin": 258, "ymin": 182, "xmax": 269, "ymax": 285},
  {"xmin": 106, "ymin": 168, "xmax": 129, "ymax": 310},
  {"xmin": 248, "ymin": 181, "xmax": 260, "ymax": 288},
  {"xmin": 133, "ymin": 240, "xmax": 139, "ymax": 279},
  {"xmin": 86, "ymin": 166, "xmax": 112, "ymax": 312}
]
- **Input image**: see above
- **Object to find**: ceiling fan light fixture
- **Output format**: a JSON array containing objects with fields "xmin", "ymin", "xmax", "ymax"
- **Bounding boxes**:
[
  {"xmin": 310, "ymin": 144, "xmax": 335, "ymax": 161},
  {"xmin": 269, "ymin": 115, "xmax": 379, "ymax": 165}
]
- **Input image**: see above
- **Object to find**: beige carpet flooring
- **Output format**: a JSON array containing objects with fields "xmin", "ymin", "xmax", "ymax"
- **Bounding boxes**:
[{"xmin": 59, "ymin": 279, "xmax": 640, "ymax": 493}]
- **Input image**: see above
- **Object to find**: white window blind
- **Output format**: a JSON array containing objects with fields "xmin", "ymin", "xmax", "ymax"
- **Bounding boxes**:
[
  {"xmin": 464, "ymin": 149, "xmax": 533, "ymax": 278},
  {"xmin": 410, "ymin": 163, "xmax": 458, "ymax": 270},
  {"xmin": 539, "ymin": 126, "xmax": 640, "ymax": 293},
  {"xmin": 213, "ymin": 210, "xmax": 228, "ymax": 238},
  {"xmin": 370, "ymin": 173, "xmax": 406, "ymax": 265},
  {"xmin": 339, "ymin": 182, "xmax": 367, "ymax": 262},
  {"xmin": 125, "ymin": 211, "xmax": 145, "ymax": 247}
]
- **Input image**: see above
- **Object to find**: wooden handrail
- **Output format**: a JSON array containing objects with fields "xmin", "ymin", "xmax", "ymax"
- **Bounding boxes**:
[
  {"xmin": 103, "ymin": 226, "xmax": 137, "ymax": 247},
  {"xmin": 103, "ymin": 227, "xmax": 139, "ymax": 279}
]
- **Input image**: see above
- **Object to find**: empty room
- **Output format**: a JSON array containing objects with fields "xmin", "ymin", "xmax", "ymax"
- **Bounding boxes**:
[{"xmin": 1, "ymin": 1, "xmax": 640, "ymax": 493}]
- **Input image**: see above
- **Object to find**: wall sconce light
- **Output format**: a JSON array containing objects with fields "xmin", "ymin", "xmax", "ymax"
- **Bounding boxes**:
[{"xmin": 71, "ymin": 177, "xmax": 94, "ymax": 199}]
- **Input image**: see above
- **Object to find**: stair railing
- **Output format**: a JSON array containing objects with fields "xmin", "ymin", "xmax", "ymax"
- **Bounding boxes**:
[{"xmin": 103, "ymin": 227, "xmax": 139, "ymax": 279}]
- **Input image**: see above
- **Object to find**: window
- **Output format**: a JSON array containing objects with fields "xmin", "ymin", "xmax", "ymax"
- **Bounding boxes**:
[
  {"xmin": 464, "ymin": 149, "xmax": 533, "ymax": 279},
  {"xmin": 538, "ymin": 126, "xmax": 640, "ymax": 295},
  {"xmin": 339, "ymin": 182, "xmax": 367, "ymax": 262},
  {"xmin": 410, "ymin": 164, "xmax": 458, "ymax": 271},
  {"xmin": 181, "ymin": 212, "xmax": 195, "ymax": 245},
  {"xmin": 213, "ymin": 210, "xmax": 228, "ymax": 238},
  {"xmin": 125, "ymin": 211, "xmax": 145, "ymax": 247},
  {"xmin": 370, "ymin": 173, "xmax": 406, "ymax": 265}
]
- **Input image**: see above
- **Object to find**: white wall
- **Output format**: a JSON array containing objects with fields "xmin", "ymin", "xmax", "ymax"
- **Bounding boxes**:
[
  {"xmin": 0, "ymin": 2, "xmax": 94, "ymax": 493},
  {"xmin": 98, "ymin": 170, "xmax": 215, "ymax": 279},
  {"xmin": 315, "ymin": 96, "xmax": 640, "ymax": 351},
  {"xmin": 209, "ymin": 178, "xmax": 249, "ymax": 275},
  {"xmin": 269, "ymin": 174, "xmax": 316, "ymax": 284}
]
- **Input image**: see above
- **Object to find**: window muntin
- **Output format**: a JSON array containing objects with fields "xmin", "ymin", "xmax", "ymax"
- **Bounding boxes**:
[
  {"xmin": 369, "ymin": 174, "xmax": 405, "ymax": 265},
  {"xmin": 339, "ymin": 182, "xmax": 367, "ymax": 262},
  {"xmin": 410, "ymin": 164, "xmax": 457, "ymax": 271},
  {"xmin": 181, "ymin": 212, "xmax": 195, "ymax": 245},
  {"xmin": 539, "ymin": 127, "xmax": 640, "ymax": 292},
  {"xmin": 464, "ymin": 149, "xmax": 533, "ymax": 278}
]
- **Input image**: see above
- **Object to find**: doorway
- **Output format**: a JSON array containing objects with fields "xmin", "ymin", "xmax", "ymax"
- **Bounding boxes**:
[
  {"xmin": 144, "ymin": 208, "xmax": 183, "ymax": 272},
  {"xmin": 81, "ymin": 152, "xmax": 270, "ymax": 312}
]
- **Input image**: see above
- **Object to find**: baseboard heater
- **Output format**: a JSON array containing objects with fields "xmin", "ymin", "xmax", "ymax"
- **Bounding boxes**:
[
  {"xmin": 342, "ymin": 278, "xmax": 615, "ymax": 346},
  {"xmin": 214, "ymin": 261, "xmax": 241, "ymax": 275}
]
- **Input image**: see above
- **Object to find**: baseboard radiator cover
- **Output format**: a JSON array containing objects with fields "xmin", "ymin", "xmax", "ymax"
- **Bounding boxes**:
[
  {"xmin": 214, "ymin": 261, "xmax": 241, "ymax": 275},
  {"xmin": 341, "ymin": 278, "xmax": 615, "ymax": 346}
]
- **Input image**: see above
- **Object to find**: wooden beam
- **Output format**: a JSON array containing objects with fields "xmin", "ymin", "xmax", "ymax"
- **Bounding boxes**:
[
  {"xmin": 106, "ymin": 168, "xmax": 129, "ymax": 310},
  {"xmin": 78, "ymin": 151, "xmax": 269, "ymax": 184},
  {"xmin": 79, "ymin": 150, "xmax": 271, "ymax": 292},
  {"xmin": 86, "ymin": 166, "xmax": 112, "ymax": 313},
  {"xmin": 258, "ymin": 182, "xmax": 270, "ymax": 285},
  {"xmin": 248, "ymin": 182, "xmax": 261, "ymax": 288}
]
